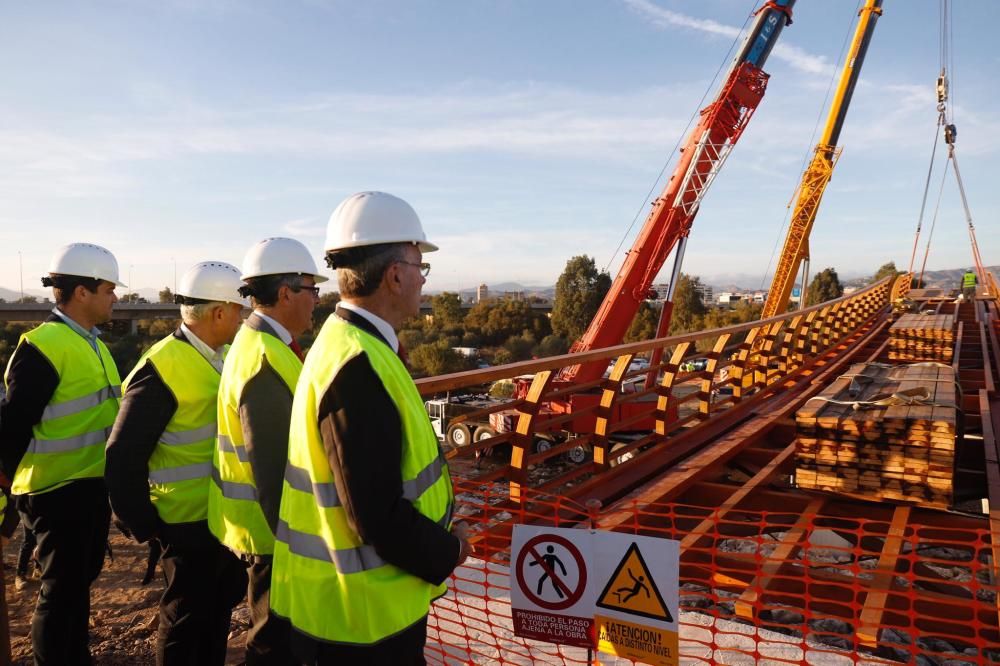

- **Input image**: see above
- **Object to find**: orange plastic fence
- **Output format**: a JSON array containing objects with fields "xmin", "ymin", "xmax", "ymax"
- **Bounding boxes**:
[{"xmin": 426, "ymin": 481, "xmax": 1000, "ymax": 665}]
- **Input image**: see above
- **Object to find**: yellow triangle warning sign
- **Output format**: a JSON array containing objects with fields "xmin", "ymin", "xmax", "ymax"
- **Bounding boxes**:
[{"xmin": 596, "ymin": 542, "xmax": 673, "ymax": 623}]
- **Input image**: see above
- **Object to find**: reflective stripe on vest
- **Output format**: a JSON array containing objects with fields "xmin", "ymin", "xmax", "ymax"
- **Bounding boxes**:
[
  {"xmin": 123, "ymin": 335, "xmax": 221, "ymax": 525},
  {"xmin": 6, "ymin": 322, "xmax": 121, "ymax": 495},
  {"xmin": 208, "ymin": 318, "xmax": 302, "ymax": 556},
  {"xmin": 270, "ymin": 314, "xmax": 454, "ymax": 646}
]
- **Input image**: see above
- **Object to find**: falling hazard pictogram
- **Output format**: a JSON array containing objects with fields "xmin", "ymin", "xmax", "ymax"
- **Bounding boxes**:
[{"xmin": 596, "ymin": 542, "xmax": 673, "ymax": 623}]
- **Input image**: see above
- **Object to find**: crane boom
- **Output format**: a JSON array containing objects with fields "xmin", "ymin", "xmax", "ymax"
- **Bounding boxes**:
[
  {"xmin": 565, "ymin": 0, "xmax": 796, "ymax": 384},
  {"xmin": 761, "ymin": 0, "xmax": 883, "ymax": 319}
]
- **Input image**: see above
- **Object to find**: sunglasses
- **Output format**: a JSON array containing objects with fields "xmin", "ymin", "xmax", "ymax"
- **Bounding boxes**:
[{"xmin": 396, "ymin": 260, "xmax": 431, "ymax": 277}]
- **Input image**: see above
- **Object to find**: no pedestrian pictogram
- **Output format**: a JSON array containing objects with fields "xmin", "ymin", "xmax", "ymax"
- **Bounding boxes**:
[
  {"xmin": 597, "ymin": 542, "xmax": 673, "ymax": 622},
  {"xmin": 514, "ymin": 533, "xmax": 587, "ymax": 611}
]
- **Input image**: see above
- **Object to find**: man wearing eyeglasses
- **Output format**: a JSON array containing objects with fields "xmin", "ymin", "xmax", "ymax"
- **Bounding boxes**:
[
  {"xmin": 207, "ymin": 237, "xmax": 327, "ymax": 666},
  {"xmin": 270, "ymin": 192, "xmax": 472, "ymax": 665}
]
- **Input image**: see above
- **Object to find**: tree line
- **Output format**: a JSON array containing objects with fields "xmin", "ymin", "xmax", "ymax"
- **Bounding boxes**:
[{"xmin": 0, "ymin": 260, "xmax": 901, "ymax": 381}]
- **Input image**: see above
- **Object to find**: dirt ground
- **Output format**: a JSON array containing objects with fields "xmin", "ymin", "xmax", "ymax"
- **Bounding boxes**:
[{"xmin": 2, "ymin": 526, "xmax": 251, "ymax": 665}]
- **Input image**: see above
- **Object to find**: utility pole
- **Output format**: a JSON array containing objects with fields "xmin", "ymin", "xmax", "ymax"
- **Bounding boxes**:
[
  {"xmin": 18, "ymin": 251, "xmax": 24, "ymax": 303},
  {"xmin": 129, "ymin": 265, "xmax": 134, "ymax": 302}
]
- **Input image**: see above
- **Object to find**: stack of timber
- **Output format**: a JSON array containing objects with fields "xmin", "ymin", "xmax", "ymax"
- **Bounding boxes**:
[
  {"xmin": 794, "ymin": 362, "xmax": 959, "ymax": 508},
  {"xmin": 888, "ymin": 313, "xmax": 955, "ymax": 362}
]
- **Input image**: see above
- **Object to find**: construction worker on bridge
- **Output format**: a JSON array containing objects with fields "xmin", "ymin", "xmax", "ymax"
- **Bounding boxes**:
[
  {"xmin": 270, "ymin": 191, "xmax": 473, "ymax": 665},
  {"xmin": 105, "ymin": 261, "xmax": 248, "ymax": 666},
  {"xmin": 207, "ymin": 237, "xmax": 327, "ymax": 665},
  {"xmin": 0, "ymin": 242, "xmax": 124, "ymax": 665},
  {"xmin": 962, "ymin": 268, "xmax": 978, "ymax": 300}
]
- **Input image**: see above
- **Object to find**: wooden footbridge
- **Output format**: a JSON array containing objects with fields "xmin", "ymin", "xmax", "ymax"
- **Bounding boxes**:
[{"xmin": 419, "ymin": 274, "xmax": 1000, "ymax": 664}]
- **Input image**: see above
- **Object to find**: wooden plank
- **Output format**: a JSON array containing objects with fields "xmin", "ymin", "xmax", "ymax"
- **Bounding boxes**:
[
  {"xmin": 679, "ymin": 443, "xmax": 798, "ymax": 552},
  {"xmin": 857, "ymin": 505, "xmax": 912, "ymax": 647},
  {"xmin": 734, "ymin": 498, "xmax": 824, "ymax": 619}
]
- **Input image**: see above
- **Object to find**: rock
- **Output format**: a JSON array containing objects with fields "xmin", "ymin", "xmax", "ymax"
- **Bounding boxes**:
[
  {"xmin": 881, "ymin": 627, "xmax": 911, "ymax": 644},
  {"xmin": 809, "ymin": 618, "xmax": 852, "ymax": 634},
  {"xmin": 918, "ymin": 635, "xmax": 962, "ymax": 654},
  {"xmin": 680, "ymin": 595, "xmax": 713, "ymax": 609},
  {"xmin": 762, "ymin": 609, "xmax": 804, "ymax": 624}
]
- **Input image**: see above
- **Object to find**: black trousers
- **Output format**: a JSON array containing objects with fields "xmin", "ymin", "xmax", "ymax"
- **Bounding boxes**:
[
  {"xmin": 16, "ymin": 478, "xmax": 111, "ymax": 666},
  {"xmin": 290, "ymin": 615, "xmax": 428, "ymax": 666},
  {"xmin": 17, "ymin": 521, "xmax": 38, "ymax": 577},
  {"xmin": 157, "ymin": 529, "xmax": 247, "ymax": 666},
  {"xmin": 245, "ymin": 554, "xmax": 294, "ymax": 665}
]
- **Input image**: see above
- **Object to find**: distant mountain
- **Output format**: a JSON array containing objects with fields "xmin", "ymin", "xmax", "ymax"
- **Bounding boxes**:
[{"xmin": 918, "ymin": 266, "xmax": 998, "ymax": 289}]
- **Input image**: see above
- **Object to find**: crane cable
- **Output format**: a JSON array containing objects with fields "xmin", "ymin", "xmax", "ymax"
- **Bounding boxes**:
[
  {"xmin": 603, "ymin": 0, "xmax": 760, "ymax": 275},
  {"xmin": 909, "ymin": 0, "xmax": 951, "ymax": 278},
  {"xmin": 913, "ymin": 0, "xmax": 989, "ymax": 291}
]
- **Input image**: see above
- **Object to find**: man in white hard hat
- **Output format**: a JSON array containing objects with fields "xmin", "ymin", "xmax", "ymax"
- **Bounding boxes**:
[
  {"xmin": 105, "ymin": 262, "xmax": 248, "ymax": 666},
  {"xmin": 270, "ymin": 192, "xmax": 471, "ymax": 665},
  {"xmin": 208, "ymin": 238, "xmax": 326, "ymax": 666},
  {"xmin": 0, "ymin": 242, "xmax": 124, "ymax": 665}
]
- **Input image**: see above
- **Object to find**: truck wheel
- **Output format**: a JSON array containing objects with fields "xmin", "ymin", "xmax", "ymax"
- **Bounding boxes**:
[
  {"xmin": 609, "ymin": 442, "xmax": 635, "ymax": 467},
  {"xmin": 472, "ymin": 425, "xmax": 496, "ymax": 442},
  {"xmin": 446, "ymin": 423, "xmax": 472, "ymax": 448},
  {"xmin": 533, "ymin": 438, "xmax": 553, "ymax": 454},
  {"xmin": 566, "ymin": 445, "xmax": 588, "ymax": 464}
]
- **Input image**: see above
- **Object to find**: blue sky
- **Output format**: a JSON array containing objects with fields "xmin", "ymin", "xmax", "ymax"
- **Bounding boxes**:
[{"xmin": 1, "ymin": 0, "xmax": 997, "ymax": 294}]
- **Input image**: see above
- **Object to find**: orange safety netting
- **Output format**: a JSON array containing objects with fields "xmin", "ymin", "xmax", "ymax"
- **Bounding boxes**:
[{"xmin": 426, "ymin": 480, "xmax": 1000, "ymax": 665}]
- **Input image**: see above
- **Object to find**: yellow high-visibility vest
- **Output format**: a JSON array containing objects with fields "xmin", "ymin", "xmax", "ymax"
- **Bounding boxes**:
[
  {"xmin": 270, "ymin": 314, "xmax": 453, "ymax": 645},
  {"xmin": 209, "ymin": 316, "xmax": 302, "ymax": 555},
  {"xmin": 123, "ymin": 335, "xmax": 221, "ymax": 524},
  {"xmin": 7, "ymin": 322, "xmax": 121, "ymax": 495}
]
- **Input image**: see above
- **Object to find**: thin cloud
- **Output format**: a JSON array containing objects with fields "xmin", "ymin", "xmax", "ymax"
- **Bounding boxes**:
[
  {"xmin": 281, "ymin": 217, "xmax": 326, "ymax": 238},
  {"xmin": 621, "ymin": 0, "xmax": 834, "ymax": 76}
]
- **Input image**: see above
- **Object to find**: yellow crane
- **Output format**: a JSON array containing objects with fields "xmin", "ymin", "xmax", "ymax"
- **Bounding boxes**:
[{"xmin": 761, "ymin": 0, "xmax": 883, "ymax": 318}]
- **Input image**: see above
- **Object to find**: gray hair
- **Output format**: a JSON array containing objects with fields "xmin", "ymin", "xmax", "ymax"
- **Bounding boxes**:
[
  {"xmin": 180, "ymin": 302, "xmax": 224, "ymax": 324},
  {"xmin": 331, "ymin": 243, "xmax": 407, "ymax": 298}
]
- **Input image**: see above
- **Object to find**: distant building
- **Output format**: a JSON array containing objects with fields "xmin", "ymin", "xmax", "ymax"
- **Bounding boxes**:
[
  {"xmin": 476, "ymin": 283, "xmax": 489, "ymax": 303},
  {"xmin": 694, "ymin": 283, "xmax": 714, "ymax": 306},
  {"xmin": 650, "ymin": 283, "xmax": 670, "ymax": 300},
  {"xmin": 717, "ymin": 292, "xmax": 741, "ymax": 307}
]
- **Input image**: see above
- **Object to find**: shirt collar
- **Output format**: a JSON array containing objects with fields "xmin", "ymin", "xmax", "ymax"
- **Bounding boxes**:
[
  {"xmin": 337, "ymin": 302, "xmax": 399, "ymax": 353},
  {"xmin": 180, "ymin": 323, "xmax": 225, "ymax": 372},
  {"xmin": 51, "ymin": 307, "xmax": 101, "ymax": 342},
  {"xmin": 252, "ymin": 311, "xmax": 293, "ymax": 345}
]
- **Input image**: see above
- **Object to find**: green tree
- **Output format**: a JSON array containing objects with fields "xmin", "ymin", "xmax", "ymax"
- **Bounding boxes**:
[
  {"xmin": 16, "ymin": 295, "xmax": 38, "ymax": 304},
  {"xmin": 503, "ymin": 331, "xmax": 537, "ymax": 361},
  {"xmin": 807, "ymin": 267, "xmax": 843, "ymax": 306},
  {"xmin": 871, "ymin": 261, "xmax": 900, "ymax": 284},
  {"xmin": 550, "ymin": 255, "xmax": 611, "ymax": 340},
  {"xmin": 464, "ymin": 299, "xmax": 549, "ymax": 345},
  {"xmin": 430, "ymin": 292, "xmax": 464, "ymax": 328},
  {"xmin": 408, "ymin": 340, "xmax": 471, "ymax": 377},
  {"xmin": 669, "ymin": 274, "xmax": 707, "ymax": 334},
  {"xmin": 625, "ymin": 301, "xmax": 661, "ymax": 342},
  {"xmin": 158, "ymin": 287, "xmax": 174, "ymax": 303},
  {"xmin": 534, "ymin": 334, "xmax": 569, "ymax": 358}
]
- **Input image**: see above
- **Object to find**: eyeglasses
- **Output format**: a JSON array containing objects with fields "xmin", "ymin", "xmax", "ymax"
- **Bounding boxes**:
[
  {"xmin": 290, "ymin": 285, "xmax": 320, "ymax": 297},
  {"xmin": 396, "ymin": 260, "xmax": 431, "ymax": 277}
]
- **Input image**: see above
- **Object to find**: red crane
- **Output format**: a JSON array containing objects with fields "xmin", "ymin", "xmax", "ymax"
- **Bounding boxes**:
[{"xmin": 565, "ymin": 1, "xmax": 795, "ymax": 385}]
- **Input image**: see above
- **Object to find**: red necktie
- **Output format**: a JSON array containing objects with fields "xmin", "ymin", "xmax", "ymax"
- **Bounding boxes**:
[
  {"xmin": 289, "ymin": 339, "xmax": 305, "ymax": 362},
  {"xmin": 397, "ymin": 341, "xmax": 409, "ymax": 367}
]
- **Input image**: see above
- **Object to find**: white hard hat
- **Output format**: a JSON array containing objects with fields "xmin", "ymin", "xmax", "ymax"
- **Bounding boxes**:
[
  {"xmin": 177, "ymin": 261, "xmax": 248, "ymax": 306},
  {"xmin": 240, "ymin": 237, "xmax": 329, "ymax": 283},
  {"xmin": 324, "ymin": 191, "xmax": 438, "ymax": 254},
  {"xmin": 48, "ymin": 243, "xmax": 126, "ymax": 287}
]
